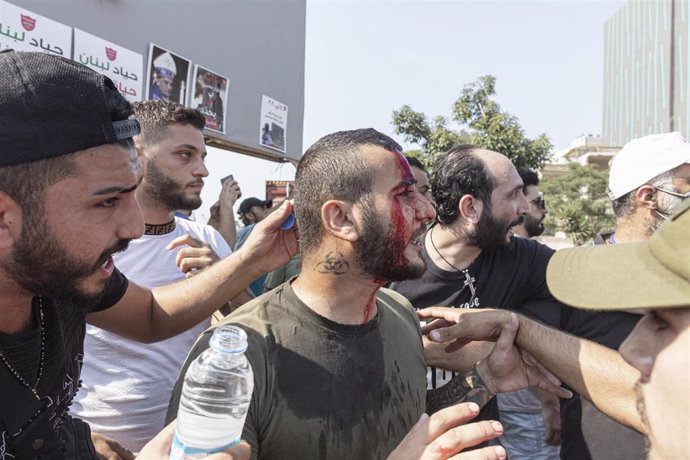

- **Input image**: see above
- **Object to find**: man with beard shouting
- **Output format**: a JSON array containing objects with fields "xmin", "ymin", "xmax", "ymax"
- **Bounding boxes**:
[
  {"xmin": 0, "ymin": 51, "xmax": 294, "ymax": 459},
  {"xmin": 167, "ymin": 129, "xmax": 572, "ymax": 459},
  {"xmin": 73, "ymin": 100, "xmax": 251, "ymax": 456},
  {"xmin": 390, "ymin": 146, "xmax": 571, "ymax": 458}
]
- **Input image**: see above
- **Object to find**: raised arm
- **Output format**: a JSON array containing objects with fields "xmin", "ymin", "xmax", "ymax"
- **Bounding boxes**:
[
  {"xmin": 208, "ymin": 178, "xmax": 242, "ymax": 249},
  {"xmin": 88, "ymin": 201, "xmax": 297, "ymax": 342}
]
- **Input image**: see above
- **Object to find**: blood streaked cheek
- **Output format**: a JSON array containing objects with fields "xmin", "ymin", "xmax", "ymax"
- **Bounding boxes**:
[{"xmin": 389, "ymin": 198, "xmax": 413, "ymax": 263}]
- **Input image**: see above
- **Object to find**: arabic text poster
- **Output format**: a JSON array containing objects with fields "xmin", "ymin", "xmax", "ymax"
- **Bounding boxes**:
[
  {"xmin": 73, "ymin": 29, "xmax": 143, "ymax": 103},
  {"xmin": 259, "ymin": 95, "xmax": 288, "ymax": 153},
  {"xmin": 0, "ymin": 0, "xmax": 72, "ymax": 57},
  {"xmin": 191, "ymin": 65, "xmax": 229, "ymax": 134},
  {"xmin": 146, "ymin": 44, "xmax": 191, "ymax": 105}
]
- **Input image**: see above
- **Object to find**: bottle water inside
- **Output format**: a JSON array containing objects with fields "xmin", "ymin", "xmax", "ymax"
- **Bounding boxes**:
[{"xmin": 170, "ymin": 325, "xmax": 254, "ymax": 459}]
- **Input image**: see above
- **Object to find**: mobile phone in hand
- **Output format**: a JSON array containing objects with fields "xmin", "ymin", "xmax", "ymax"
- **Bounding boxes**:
[{"xmin": 220, "ymin": 174, "xmax": 241, "ymax": 198}]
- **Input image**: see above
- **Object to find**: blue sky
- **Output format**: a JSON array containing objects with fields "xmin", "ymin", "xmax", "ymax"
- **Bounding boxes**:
[
  {"xmin": 200, "ymin": 0, "xmax": 625, "ymax": 221},
  {"xmin": 304, "ymin": 0, "xmax": 626, "ymax": 151}
]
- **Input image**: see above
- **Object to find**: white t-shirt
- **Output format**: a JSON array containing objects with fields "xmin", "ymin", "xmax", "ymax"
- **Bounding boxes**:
[{"xmin": 73, "ymin": 217, "xmax": 231, "ymax": 452}]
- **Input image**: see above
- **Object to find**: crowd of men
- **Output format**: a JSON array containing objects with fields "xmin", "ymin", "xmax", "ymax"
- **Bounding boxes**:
[{"xmin": 0, "ymin": 50, "xmax": 688, "ymax": 460}]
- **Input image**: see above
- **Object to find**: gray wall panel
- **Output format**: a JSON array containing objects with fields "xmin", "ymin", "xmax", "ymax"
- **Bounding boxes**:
[{"xmin": 12, "ymin": 0, "xmax": 306, "ymax": 161}]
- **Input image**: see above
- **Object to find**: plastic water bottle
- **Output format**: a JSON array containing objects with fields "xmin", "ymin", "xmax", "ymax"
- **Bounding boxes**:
[{"xmin": 170, "ymin": 325, "xmax": 254, "ymax": 459}]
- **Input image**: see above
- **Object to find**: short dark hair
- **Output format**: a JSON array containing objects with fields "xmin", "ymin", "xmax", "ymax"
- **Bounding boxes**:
[
  {"xmin": 405, "ymin": 156, "xmax": 426, "ymax": 173},
  {"xmin": 294, "ymin": 128, "xmax": 402, "ymax": 255},
  {"xmin": 132, "ymin": 100, "xmax": 205, "ymax": 148},
  {"xmin": 0, "ymin": 82, "xmax": 132, "ymax": 214},
  {"xmin": 518, "ymin": 169, "xmax": 539, "ymax": 193},
  {"xmin": 432, "ymin": 144, "xmax": 494, "ymax": 224}
]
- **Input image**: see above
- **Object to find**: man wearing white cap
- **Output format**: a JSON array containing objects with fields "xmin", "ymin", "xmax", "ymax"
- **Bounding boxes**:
[
  {"xmin": 150, "ymin": 51, "xmax": 177, "ymax": 101},
  {"xmin": 603, "ymin": 131, "xmax": 690, "ymax": 243}
]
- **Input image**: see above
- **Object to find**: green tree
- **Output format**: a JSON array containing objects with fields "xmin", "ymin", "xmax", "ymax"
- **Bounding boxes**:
[
  {"xmin": 540, "ymin": 163, "xmax": 615, "ymax": 245},
  {"xmin": 392, "ymin": 75, "xmax": 552, "ymax": 170}
]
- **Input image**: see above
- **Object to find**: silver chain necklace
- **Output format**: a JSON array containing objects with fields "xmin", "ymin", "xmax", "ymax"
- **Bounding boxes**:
[
  {"xmin": 429, "ymin": 226, "xmax": 477, "ymax": 305},
  {"xmin": 0, "ymin": 296, "xmax": 46, "ymax": 400}
]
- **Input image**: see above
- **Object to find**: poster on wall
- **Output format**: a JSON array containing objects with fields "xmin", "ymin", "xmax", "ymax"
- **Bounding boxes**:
[
  {"xmin": 259, "ymin": 95, "xmax": 288, "ymax": 153},
  {"xmin": 74, "ymin": 29, "xmax": 143, "ymax": 102},
  {"xmin": 146, "ymin": 43, "xmax": 191, "ymax": 105},
  {"xmin": 0, "ymin": 0, "xmax": 72, "ymax": 57},
  {"xmin": 265, "ymin": 180, "xmax": 295, "ymax": 206},
  {"xmin": 191, "ymin": 64, "xmax": 229, "ymax": 134}
]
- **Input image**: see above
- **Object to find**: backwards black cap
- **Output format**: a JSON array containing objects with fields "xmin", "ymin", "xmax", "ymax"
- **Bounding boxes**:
[{"xmin": 0, "ymin": 50, "xmax": 140, "ymax": 167}]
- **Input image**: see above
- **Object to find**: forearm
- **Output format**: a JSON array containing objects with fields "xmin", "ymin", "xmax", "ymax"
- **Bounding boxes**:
[
  {"xmin": 147, "ymin": 251, "xmax": 259, "ymax": 336},
  {"xmin": 90, "ymin": 201, "xmax": 297, "ymax": 343},
  {"xmin": 516, "ymin": 315, "xmax": 644, "ymax": 433},
  {"xmin": 90, "ymin": 250, "xmax": 262, "ymax": 342},
  {"xmin": 424, "ymin": 340, "xmax": 492, "ymax": 374},
  {"xmin": 426, "ymin": 365, "xmax": 494, "ymax": 415},
  {"xmin": 210, "ymin": 211, "xmax": 237, "ymax": 249}
]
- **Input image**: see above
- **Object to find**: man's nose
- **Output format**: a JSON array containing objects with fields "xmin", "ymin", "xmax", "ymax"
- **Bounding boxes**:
[
  {"xmin": 415, "ymin": 195, "xmax": 436, "ymax": 222},
  {"xmin": 619, "ymin": 316, "xmax": 655, "ymax": 380},
  {"xmin": 118, "ymin": 195, "xmax": 145, "ymax": 240}
]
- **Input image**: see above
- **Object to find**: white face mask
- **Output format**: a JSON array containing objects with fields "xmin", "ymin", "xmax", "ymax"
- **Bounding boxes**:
[
  {"xmin": 654, "ymin": 186, "xmax": 689, "ymax": 221},
  {"xmin": 654, "ymin": 209, "xmax": 671, "ymax": 221}
]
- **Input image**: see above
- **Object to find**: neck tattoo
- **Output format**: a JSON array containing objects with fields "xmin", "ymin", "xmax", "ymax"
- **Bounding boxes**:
[
  {"xmin": 429, "ymin": 226, "xmax": 478, "ymax": 305},
  {"xmin": 0, "ymin": 296, "xmax": 46, "ymax": 400},
  {"xmin": 145, "ymin": 220, "xmax": 176, "ymax": 235}
]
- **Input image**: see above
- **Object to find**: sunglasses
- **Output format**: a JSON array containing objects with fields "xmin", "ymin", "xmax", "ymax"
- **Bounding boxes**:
[{"xmin": 530, "ymin": 196, "xmax": 547, "ymax": 210}]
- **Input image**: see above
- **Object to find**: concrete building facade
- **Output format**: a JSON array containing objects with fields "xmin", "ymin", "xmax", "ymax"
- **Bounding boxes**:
[{"xmin": 603, "ymin": 0, "xmax": 690, "ymax": 146}]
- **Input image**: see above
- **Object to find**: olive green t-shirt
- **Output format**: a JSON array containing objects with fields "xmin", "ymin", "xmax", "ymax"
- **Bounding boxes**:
[{"xmin": 167, "ymin": 282, "xmax": 426, "ymax": 459}]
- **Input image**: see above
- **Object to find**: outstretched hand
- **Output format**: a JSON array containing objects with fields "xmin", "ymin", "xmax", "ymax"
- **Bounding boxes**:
[
  {"xmin": 418, "ymin": 307, "xmax": 511, "ymax": 353},
  {"xmin": 387, "ymin": 403, "xmax": 507, "ymax": 460},
  {"xmin": 475, "ymin": 313, "xmax": 572, "ymax": 399}
]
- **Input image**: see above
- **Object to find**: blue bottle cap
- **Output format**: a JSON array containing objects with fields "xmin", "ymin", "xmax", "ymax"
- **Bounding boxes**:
[{"xmin": 279, "ymin": 212, "xmax": 295, "ymax": 230}]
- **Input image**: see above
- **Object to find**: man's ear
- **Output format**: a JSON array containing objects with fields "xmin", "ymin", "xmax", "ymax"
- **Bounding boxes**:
[
  {"xmin": 0, "ymin": 192, "xmax": 22, "ymax": 250},
  {"xmin": 321, "ymin": 200, "xmax": 358, "ymax": 242},
  {"xmin": 458, "ymin": 194, "xmax": 482, "ymax": 224},
  {"xmin": 634, "ymin": 185, "xmax": 658, "ymax": 210}
]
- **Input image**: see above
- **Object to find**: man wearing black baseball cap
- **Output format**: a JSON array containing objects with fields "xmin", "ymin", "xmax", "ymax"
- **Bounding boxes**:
[
  {"xmin": 237, "ymin": 197, "xmax": 272, "ymax": 227},
  {"xmin": 0, "ymin": 50, "xmax": 295, "ymax": 459}
]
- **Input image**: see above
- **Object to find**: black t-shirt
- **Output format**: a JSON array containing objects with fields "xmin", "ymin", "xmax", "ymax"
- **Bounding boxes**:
[
  {"xmin": 390, "ymin": 236, "xmax": 562, "ymax": 424},
  {"xmin": 391, "ymin": 236, "xmax": 562, "ymax": 325},
  {"xmin": 0, "ymin": 269, "xmax": 128, "ymax": 460},
  {"xmin": 391, "ymin": 236, "xmax": 645, "ymax": 459}
]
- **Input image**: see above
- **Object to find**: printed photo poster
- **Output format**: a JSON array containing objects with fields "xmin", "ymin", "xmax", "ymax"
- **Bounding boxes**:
[
  {"xmin": 259, "ymin": 95, "xmax": 288, "ymax": 153},
  {"xmin": 146, "ymin": 43, "xmax": 191, "ymax": 105},
  {"xmin": 265, "ymin": 180, "xmax": 295, "ymax": 206},
  {"xmin": 73, "ymin": 29, "xmax": 143, "ymax": 103},
  {"xmin": 191, "ymin": 65, "xmax": 229, "ymax": 134},
  {"xmin": 0, "ymin": 0, "xmax": 72, "ymax": 57}
]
